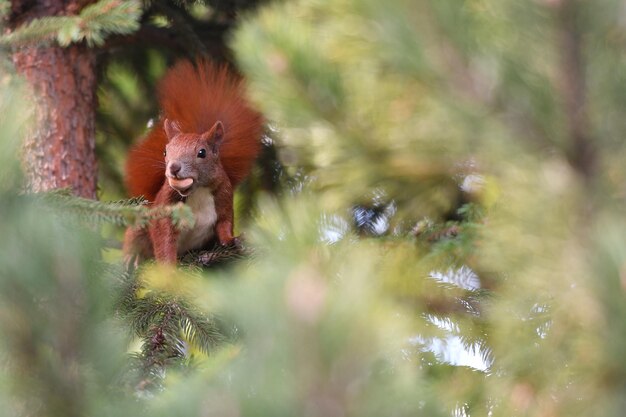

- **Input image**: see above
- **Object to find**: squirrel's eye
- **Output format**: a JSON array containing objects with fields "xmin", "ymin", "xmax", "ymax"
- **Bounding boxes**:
[{"xmin": 197, "ymin": 149, "xmax": 206, "ymax": 158}]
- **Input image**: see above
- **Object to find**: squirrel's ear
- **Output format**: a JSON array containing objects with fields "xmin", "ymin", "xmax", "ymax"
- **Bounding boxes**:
[
  {"xmin": 164, "ymin": 119, "xmax": 182, "ymax": 141},
  {"xmin": 208, "ymin": 121, "xmax": 224, "ymax": 154}
]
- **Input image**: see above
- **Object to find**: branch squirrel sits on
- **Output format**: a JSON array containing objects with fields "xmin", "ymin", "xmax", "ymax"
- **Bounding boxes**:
[{"xmin": 123, "ymin": 59, "xmax": 264, "ymax": 264}]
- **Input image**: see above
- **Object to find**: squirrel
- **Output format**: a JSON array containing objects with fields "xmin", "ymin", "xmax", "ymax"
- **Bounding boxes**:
[{"xmin": 123, "ymin": 59, "xmax": 264, "ymax": 264}]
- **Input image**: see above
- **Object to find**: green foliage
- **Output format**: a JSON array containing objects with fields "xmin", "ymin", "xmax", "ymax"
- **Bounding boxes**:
[
  {"xmin": 0, "ymin": 1, "xmax": 8, "ymax": 20},
  {"xmin": 230, "ymin": 0, "xmax": 626, "ymax": 415},
  {"xmin": 0, "ymin": 0, "xmax": 141, "ymax": 47},
  {"xmin": 0, "ymin": 68, "xmax": 139, "ymax": 417},
  {"xmin": 115, "ymin": 265, "xmax": 227, "ymax": 392}
]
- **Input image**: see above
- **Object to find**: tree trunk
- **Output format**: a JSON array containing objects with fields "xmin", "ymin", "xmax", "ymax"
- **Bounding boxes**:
[{"xmin": 10, "ymin": 1, "xmax": 98, "ymax": 199}]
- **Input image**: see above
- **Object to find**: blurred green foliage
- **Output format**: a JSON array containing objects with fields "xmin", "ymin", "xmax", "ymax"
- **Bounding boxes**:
[{"xmin": 3, "ymin": 0, "xmax": 626, "ymax": 417}]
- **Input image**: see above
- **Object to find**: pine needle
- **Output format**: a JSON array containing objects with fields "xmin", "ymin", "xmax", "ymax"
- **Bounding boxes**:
[{"xmin": 0, "ymin": 0, "xmax": 141, "ymax": 47}]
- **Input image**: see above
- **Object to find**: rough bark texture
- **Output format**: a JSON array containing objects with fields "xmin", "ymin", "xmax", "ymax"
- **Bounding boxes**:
[{"xmin": 10, "ymin": 1, "xmax": 98, "ymax": 199}]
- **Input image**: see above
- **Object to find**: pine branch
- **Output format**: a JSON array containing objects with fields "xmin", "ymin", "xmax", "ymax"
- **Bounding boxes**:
[
  {"xmin": 116, "ymin": 266, "xmax": 227, "ymax": 392},
  {"xmin": 1, "ymin": 0, "xmax": 141, "ymax": 47},
  {"xmin": 177, "ymin": 303, "xmax": 225, "ymax": 353},
  {"xmin": 132, "ymin": 297, "xmax": 224, "ymax": 391},
  {"xmin": 35, "ymin": 188, "xmax": 194, "ymax": 229},
  {"xmin": 181, "ymin": 243, "xmax": 251, "ymax": 268},
  {"xmin": 124, "ymin": 293, "xmax": 225, "ymax": 353}
]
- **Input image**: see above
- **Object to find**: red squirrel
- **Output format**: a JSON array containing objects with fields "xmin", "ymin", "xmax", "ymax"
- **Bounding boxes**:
[{"xmin": 123, "ymin": 59, "xmax": 263, "ymax": 264}]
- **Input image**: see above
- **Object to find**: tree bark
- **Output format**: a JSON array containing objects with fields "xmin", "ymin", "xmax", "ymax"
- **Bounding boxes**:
[{"xmin": 9, "ymin": 1, "xmax": 98, "ymax": 199}]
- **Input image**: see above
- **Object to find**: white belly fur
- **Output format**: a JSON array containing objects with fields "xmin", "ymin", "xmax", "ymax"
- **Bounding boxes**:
[{"xmin": 177, "ymin": 188, "xmax": 218, "ymax": 256}]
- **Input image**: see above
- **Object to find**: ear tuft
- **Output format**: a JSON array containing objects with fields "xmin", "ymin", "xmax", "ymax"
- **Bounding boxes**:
[
  {"xmin": 213, "ymin": 121, "xmax": 224, "ymax": 142},
  {"xmin": 164, "ymin": 119, "xmax": 182, "ymax": 141},
  {"xmin": 208, "ymin": 121, "xmax": 225, "ymax": 154}
]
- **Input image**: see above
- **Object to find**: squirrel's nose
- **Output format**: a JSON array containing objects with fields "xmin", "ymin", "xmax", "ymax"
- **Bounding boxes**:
[{"xmin": 169, "ymin": 162, "xmax": 182, "ymax": 176}]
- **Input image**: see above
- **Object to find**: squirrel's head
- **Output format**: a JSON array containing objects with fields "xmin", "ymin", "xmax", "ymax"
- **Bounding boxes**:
[{"xmin": 163, "ymin": 119, "xmax": 225, "ymax": 197}]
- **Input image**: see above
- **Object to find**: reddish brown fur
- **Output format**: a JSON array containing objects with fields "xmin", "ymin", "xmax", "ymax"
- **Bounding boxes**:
[{"xmin": 125, "ymin": 60, "xmax": 264, "ymax": 202}]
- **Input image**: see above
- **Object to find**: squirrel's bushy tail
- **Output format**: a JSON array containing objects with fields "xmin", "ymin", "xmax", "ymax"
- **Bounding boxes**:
[{"xmin": 125, "ymin": 60, "xmax": 264, "ymax": 202}]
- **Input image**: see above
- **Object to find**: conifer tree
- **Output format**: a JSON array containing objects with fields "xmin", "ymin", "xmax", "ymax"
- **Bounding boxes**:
[
  {"xmin": 3, "ymin": 1, "xmax": 626, "ymax": 417},
  {"xmin": 4, "ymin": 0, "xmax": 141, "ymax": 198}
]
